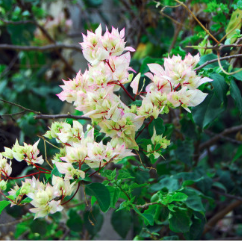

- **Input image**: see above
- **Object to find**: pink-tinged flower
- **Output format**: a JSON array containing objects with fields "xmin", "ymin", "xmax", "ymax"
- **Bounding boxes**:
[
  {"xmin": 86, "ymin": 142, "xmax": 107, "ymax": 168},
  {"xmin": 184, "ymin": 53, "xmax": 200, "ymax": 68},
  {"xmin": 182, "ymin": 72, "xmax": 213, "ymax": 90},
  {"xmin": 99, "ymin": 113, "xmax": 144, "ymax": 149},
  {"xmin": 130, "ymin": 73, "xmax": 141, "ymax": 95},
  {"xmin": 0, "ymin": 154, "xmax": 12, "ymax": 177},
  {"xmin": 102, "ymin": 26, "xmax": 135, "ymax": 56},
  {"xmin": 147, "ymin": 63, "xmax": 167, "ymax": 77},
  {"xmin": 30, "ymin": 198, "xmax": 63, "ymax": 219},
  {"xmin": 167, "ymin": 87, "xmax": 208, "ymax": 112},
  {"xmin": 87, "ymin": 62, "xmax": 113, "ymax": 88},
  {"xmin": 179, "ymin": 88, "xmax": 208, "ymax": 112},
  {"xmin": 52, "ymin": 175, "xmax": 77, "ymax": 197},
  {"xmin": 82, "ymin": 47, "xmax": 109, "ymax": 66},
  {"xmin": 61, "ymin": 144, "xmax": 87, "ymax": 163},
  {"xmin": 108, "ymin": 52, "xmax": 133, "ymax": 86},
  {"xmin": 8, "ymin": 184, "xmax": 20, "ymax": 197},
  {"xmin": 55, "ymin": 162, "xmax": 85, "ymax": 180},
  {"xmin": 138, "ymin": 97, "xmax": 161, "ymax": 119},
  {"xmin": 57, "ymin": 70, "xmax": 88, "ymax": 103},
  {"xmin": 112, "ymin": 143, "xmax": 135, "ymax": 161},
  {"xmin": 8, "ymin": 140, "xmax": 44, "ymax": 166},
  {"xmin": 80, "ymin": 25, "xmax": 109, "ymax": 66}
]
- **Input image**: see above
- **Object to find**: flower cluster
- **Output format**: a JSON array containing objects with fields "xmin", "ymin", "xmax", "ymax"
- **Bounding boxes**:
[
  {"xmin": 132, "ymin": 54, "xmax": 213, "ymax": 118},
  {"xmin": 58, "ymin": 25, "xmax": 143, "ymax": 149},
  {"xmin": 45, "ymin": 121, "xmax": 134, "ymax": 175},
  {"xmin": 2, "ymin": 140, "xmax": 44, "ymax": 166},
  {"xmin": 0, "ymin": 25, "xmax": 213, "ymax": 219},
  {"xmin": 8, "ymin": 176, "xmax": 76, "ymax": 218}
]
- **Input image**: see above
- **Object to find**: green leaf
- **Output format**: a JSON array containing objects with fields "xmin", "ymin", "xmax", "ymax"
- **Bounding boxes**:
[
  {"xmin": 0, "ymin": 200, "xmax": 11, "ymax": 215},
  {"xmin": 175, "ymin": 139, "xmax": 194, "ymax": 167},
  {"xmin": 184, "ymin": 214, "xmax": 205, "ymax": 240},
  {"xmin": 212, "ymin": 182, "xmax": 227, "ymax": 192},
  {"xmin": 51, "ymin": 166, "xmax": 62, "ymax": 178},
  {"xmin": 211, "ymin": 73, "xmax": 228, "ymax": 102},
  {"xmin": 192, "ymin": 90, "xmax": 227, "ymax": 128},
  {"xmin": 233, "ymin": 69, "xmax": 242, "ymax": 81},
  {"xmin": 30, "ymin": 219, "xmax": 47, "ymax": 234},
  {"xmin": 108, "ymin": 186, "xmax": 121, "ymax": 208},
  {"xmin": 148, "ymin": 117, "xmax": 165, "ymax": 136},
  {"xmin": 85, "ymin": 183, "xmax": 110, "ymax": 212},
  {"xmin": 184, "ymin": 195, "xmax": 205, "ymax": 212},
  {"xmin": 1, "ymin": 0, "xmax": 12, "ymax": 11},
  {"xmin": 232, "ymin": 144, "xmax": 242, "ymax": 163},
  {"xmin": 117, "ymin": 170, "xmax": 135, "ymax": 180},
  {"xmin": 20, "ymin": 197, "xmax": 32, "ymax": 204},
  {"xmin": 7, "ymin": 23, "xmax": 36, "ymax": 45},
  {"xmin": 150, "ymin": 177, "xmax": 180, "ymax": 192},
  {"xmin": 230, "ymin": 80, "xmax": 242, "ymax": 117},
  {"xmin": 129, "ymin": 100, "xmax": 142, "ymax": 107},
  {"xmin": 226, "ymin": 9, "xmax": 242, "ymax": 44},
  {"xmin": 171, "ymin": 192, "xmax": 188, "ymax": 202},
  {"xmin": 111, "ymin": 209, "xmax": 132, "ymax": 239},
  {"xmin": 169, "ymin": 208, "xmax": 191, "ymax": 233},
  {"xmin": 67, "ymin": 209, "xmax": 83, "ymax": 232},
  {"xmin": 84, "ymin": 205, "xmax": 104, "ymax": 237},
  {"xmin": 83, "ymin": 0, "xmax": 102, "ymax": 8},
  {"xmin": 133, "ymin": 206, "xmax": 154, "ymax": 226}
]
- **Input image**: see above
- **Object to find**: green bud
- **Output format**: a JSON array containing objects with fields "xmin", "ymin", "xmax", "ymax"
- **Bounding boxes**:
[{"xmin": 0, "ymin": 180, "xmax": 7, "ymax": 190}]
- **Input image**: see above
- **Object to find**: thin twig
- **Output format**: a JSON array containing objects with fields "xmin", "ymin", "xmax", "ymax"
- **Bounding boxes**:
[
  {"xmin": 0, "ymin": 216, "xmax": 33, "ymax": 227},
  {"xmin": 205, "ymin": 130, "xmax": 242, "ymax": 145},
  {"xmin": 34, "ymin": 114, "xmax": 91, "ymax": 120},
  {"xmin": 203, "ymin": 200, "xmax": 242, "ymax": 234},
  {"xmin": 0, "ymin": 98, "xmax": 40, "ymax": 114},
  {"xmin": 0, "ymin": 18, "xmax": 34, "ymax": 25},
  {"xmin": 212, "ymin": 189, "xmax": 242, "ymax": 202},
  {"xmin": 194, "ymin": 54, "xmax": 242, "ymax": 71},
  {"xmin": 136, "ymin": 202, "xmax": 159, "ymax": 209},
  {"xmin": 0, "ymin": 43, "xmax": 82, "ymax": 52},
  {"xmin": 199, "ymin": 125, "xmax": 242, "ymax": 151},
  {"xmin": 173, "ymin": 0, "xmax": 220, "ymax": 44}
]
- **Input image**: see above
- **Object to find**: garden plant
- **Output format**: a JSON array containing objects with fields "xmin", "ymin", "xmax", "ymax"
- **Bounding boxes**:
[{"xmin": 1, "ymin": 0, "xmax": 242, "ymax": 240}]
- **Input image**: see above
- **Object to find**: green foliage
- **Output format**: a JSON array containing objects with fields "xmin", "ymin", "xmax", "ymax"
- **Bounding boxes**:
[
  {"xmin": 1, "ymin": 0, "xmax": 242, "ymax": 240},
  {"xmin": 85, "ymin": 183, "xmax": 111, "ymax": 212},
  {"xmin": 111, "ymin": 209, "xmax": 132, "ymax": 238}
]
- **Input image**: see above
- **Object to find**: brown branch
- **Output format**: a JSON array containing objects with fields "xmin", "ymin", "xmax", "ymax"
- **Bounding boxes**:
[
  {"xmin": 199, "ymin": 125, "xmax": 242, "ymax": 151},
  {"xmin": 194, "ymin": 54, "xmax": 242, "ymax": 72},
  {"xmin": 0, "ymin": 216, "xmax": 33, "ymax": 227},
  {"xmin": 205, "ymin": 130, "xmax": 242, "ymax": 145},
  {"xmin": 136, "ymin": 202, "xmax": 159, "ymax": 209},
  {"xmin": 0, "ymin": 17, "xmax": 34, "ymax": 25},
  {"xmin": 0, "ymin": 98, "xmax": 40, "ymax": 114},
  {"xmin": 212, "ymin": 189, "xmax": 242, "ymax": 202},
  {"xmin": 0, "ymin": 43, "xmax": 82, "ymax": 52},
  {"xmin": 203, "ymin": 200, "xmax": 242, "ymax": 234},
  {"xmin": 0, "ymin": 98, "xmax": 90, "ymax": 121},
  {"xmin": 174, "ymin": 0, "xmax": 219, "ymax": 44},
  {"xmin": 34, "ymin": 114, "xmax": 91, "ymax": 120}
]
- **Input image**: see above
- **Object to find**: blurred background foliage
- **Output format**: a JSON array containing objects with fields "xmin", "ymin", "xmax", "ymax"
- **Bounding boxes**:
[{"xmin": 1, "ymin": 0, "xmax": 242, "ymax": 240}]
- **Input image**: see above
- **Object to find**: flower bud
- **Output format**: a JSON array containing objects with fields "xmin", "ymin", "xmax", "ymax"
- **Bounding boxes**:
[
  {"xmin": 0, "ymin": 180, "xmax": 7, "ymax": 190},
  {"xmin": 2, "ymin": 147, "xmax": 13, "ymax": 159}
]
